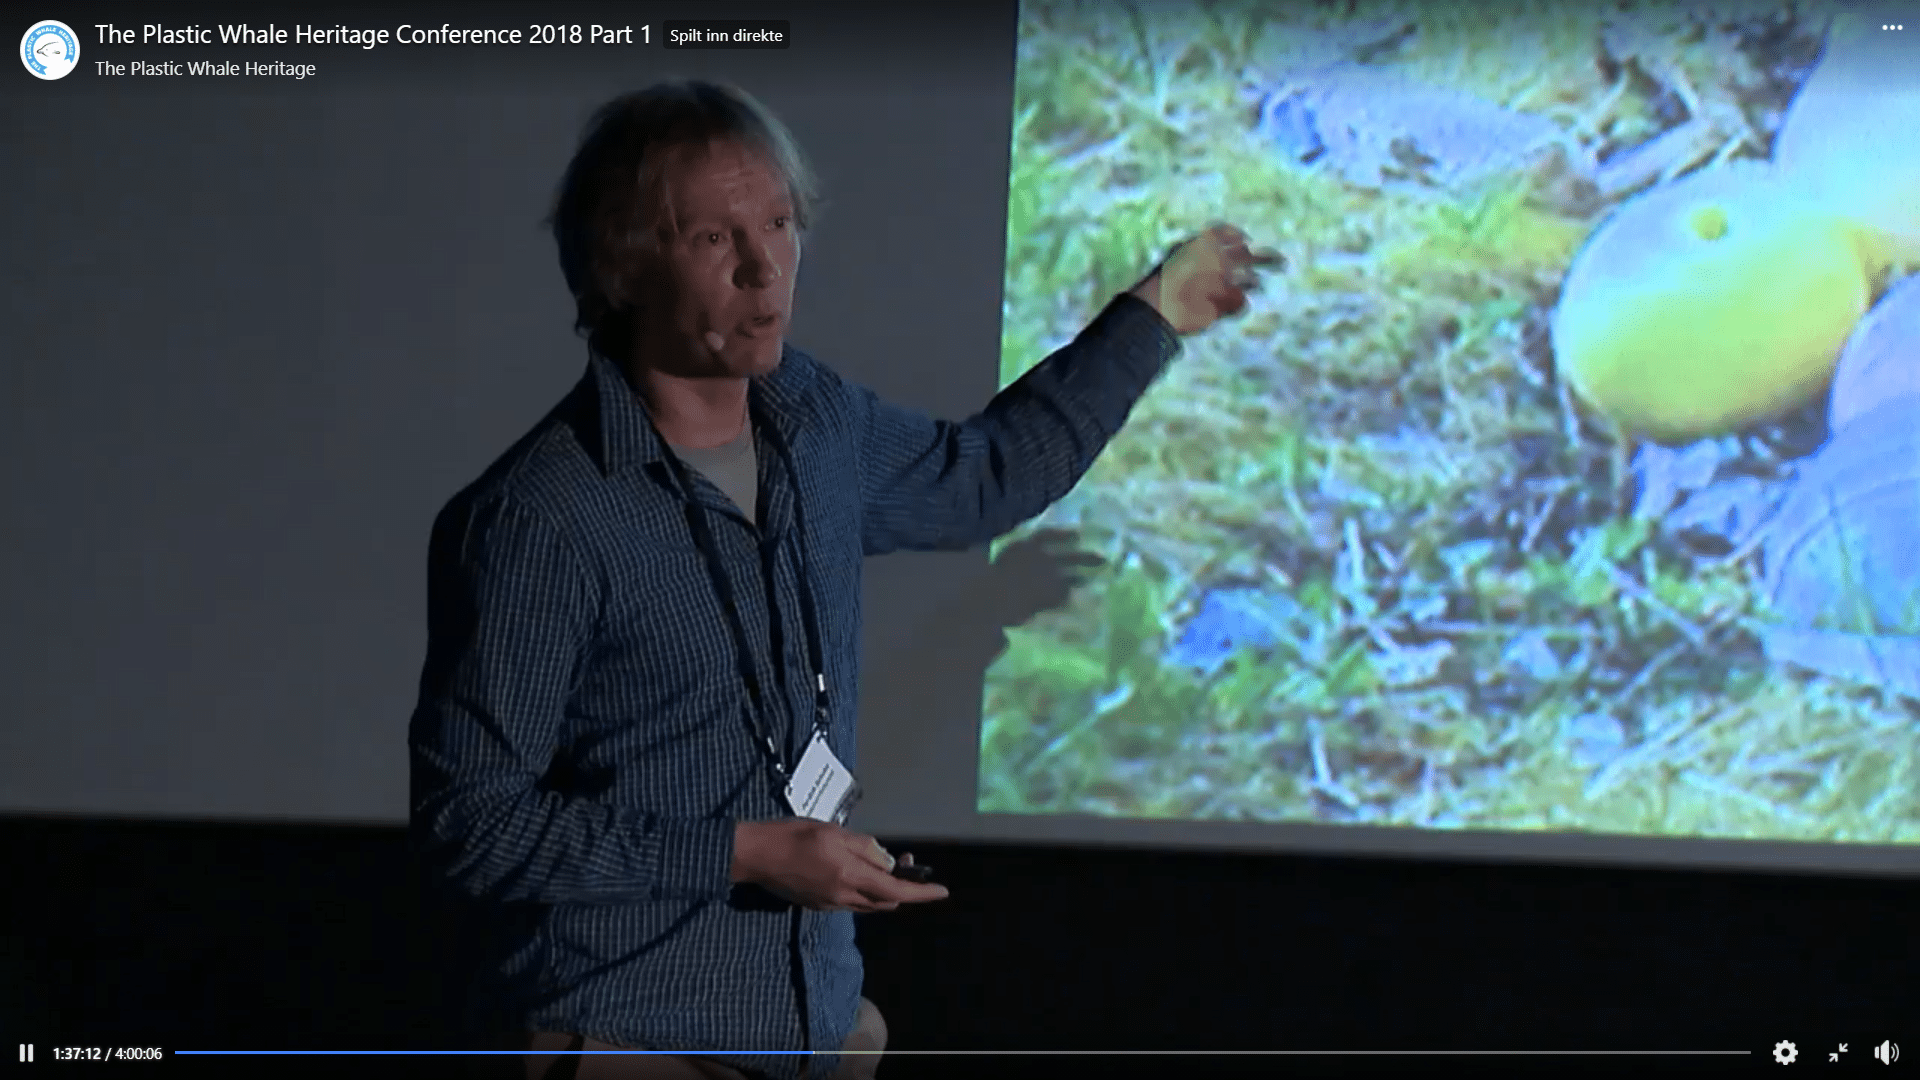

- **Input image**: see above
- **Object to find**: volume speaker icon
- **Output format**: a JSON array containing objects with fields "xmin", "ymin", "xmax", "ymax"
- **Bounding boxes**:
[{"xmin": 1875, "ymin": 1041, "xmax": 1900, "ymax": 1064}]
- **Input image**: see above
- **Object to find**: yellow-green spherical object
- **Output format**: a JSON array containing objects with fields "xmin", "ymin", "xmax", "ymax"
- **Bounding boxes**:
[{"xmin": 1550, "ymin": 162, "xmax": 1873, "ymax": 443}]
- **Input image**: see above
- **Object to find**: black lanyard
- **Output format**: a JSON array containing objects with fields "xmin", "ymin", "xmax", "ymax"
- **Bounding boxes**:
[{"xmin": 666, "ymin": 419, "xmax": 831, "ymax": 783}]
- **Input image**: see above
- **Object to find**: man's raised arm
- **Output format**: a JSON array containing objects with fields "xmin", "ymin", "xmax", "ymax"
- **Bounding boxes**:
[{"xmin": 852, "ymin": 225, "xmax": 1278, "ymax": 556}]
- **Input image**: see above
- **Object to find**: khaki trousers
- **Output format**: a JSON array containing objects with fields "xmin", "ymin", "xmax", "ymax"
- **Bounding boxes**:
[{"xmin": 497, "ymin": 997, "xmax": 887, "ymax": 1080}]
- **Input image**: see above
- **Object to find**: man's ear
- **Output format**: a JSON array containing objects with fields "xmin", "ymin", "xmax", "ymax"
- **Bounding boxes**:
[
  {"xmin": 592, "ymin": 250, "xmax": 632, "ymax": 312},
  {"xmin": 597, "ymin": 246, "xmax": 663, "ymax": 313}
]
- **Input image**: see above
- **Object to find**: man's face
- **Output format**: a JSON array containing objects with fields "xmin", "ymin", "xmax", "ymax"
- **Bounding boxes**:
[{"xmin": 636, "ymin": 139, "xmax": 800, "ymax": 378}]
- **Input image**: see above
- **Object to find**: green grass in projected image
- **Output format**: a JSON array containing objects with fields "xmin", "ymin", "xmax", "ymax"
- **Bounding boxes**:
[{"xmin": 979, "ymin": 0, "xmax": 1920, "ymax": 842}]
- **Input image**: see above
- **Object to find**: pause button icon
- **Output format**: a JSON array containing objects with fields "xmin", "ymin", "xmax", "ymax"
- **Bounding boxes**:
[{"xmin": 17, "ymin": 1043, "xmax": 32, "ymax": 1062}]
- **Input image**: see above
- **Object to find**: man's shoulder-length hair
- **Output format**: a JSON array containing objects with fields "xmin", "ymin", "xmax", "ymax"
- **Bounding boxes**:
[{"xmin": 547, "ymin": 80, "xmax": 821, "ymax": 359}]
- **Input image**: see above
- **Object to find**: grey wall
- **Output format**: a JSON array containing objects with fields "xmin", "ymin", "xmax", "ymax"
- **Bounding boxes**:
[{"xmin": 0, "ymin": 0, "xmax": 1021, "ymax": 830}]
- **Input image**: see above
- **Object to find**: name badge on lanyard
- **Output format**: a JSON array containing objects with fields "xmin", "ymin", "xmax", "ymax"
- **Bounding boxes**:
[
  {"xmin": 673, "ymin": 435, "xmax": 856, "ymax": 826},
  {"xmin": 784, "ymin": 727, "xmax": 861, "ymax": 825}
]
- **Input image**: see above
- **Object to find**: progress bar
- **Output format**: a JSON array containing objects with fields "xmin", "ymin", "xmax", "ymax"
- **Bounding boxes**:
[{"xmin": 169, "ymin": 1049, "xmax": 1755, "ymax": 1055}]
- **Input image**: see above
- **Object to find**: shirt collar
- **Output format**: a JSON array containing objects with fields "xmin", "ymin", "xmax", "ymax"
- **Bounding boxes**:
[
  {"xmin": 585, "ymin": 345, "xmax": 814, "ymax": 482},
  {"xmin": 586, "ymin": 350, "xmax": 669, "ymax": 477}
]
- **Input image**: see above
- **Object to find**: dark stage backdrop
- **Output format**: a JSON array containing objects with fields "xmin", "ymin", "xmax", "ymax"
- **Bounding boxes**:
[{"xmin": 3, "ymin": 816, "xmax": 1912, "ymax": 1074}]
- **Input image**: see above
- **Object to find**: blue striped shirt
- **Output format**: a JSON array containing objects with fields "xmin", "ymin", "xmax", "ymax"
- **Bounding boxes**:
[{"xmin": 408, "ymin": 294, "xmax": 1178, "ymax": 1078}]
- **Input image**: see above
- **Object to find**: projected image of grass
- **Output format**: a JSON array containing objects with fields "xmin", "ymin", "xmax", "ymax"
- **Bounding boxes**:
[{"xmin": 979, "ymin": 0, "xmax": 1920, "ymax": 842}]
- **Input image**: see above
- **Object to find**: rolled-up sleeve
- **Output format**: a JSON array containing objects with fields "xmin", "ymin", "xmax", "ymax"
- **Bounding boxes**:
[
  {"xmin": 853, "ymin": 292, "xmax": 1181, "ymax": 556},
  {"xmin": 408, "ymin": 490, "xmax": 734, "ymax": 905}
]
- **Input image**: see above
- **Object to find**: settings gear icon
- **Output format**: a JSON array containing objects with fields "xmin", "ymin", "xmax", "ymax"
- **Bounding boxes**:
[{"xmin": 1774, "ymin": 1040, "xmax": 1798, "ymax": 1064}]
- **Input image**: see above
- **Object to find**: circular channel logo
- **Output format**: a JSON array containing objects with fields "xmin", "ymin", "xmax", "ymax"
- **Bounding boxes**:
[{"xmin": 21, "ymin": 20, "xmax": 80, "ymax": 80}]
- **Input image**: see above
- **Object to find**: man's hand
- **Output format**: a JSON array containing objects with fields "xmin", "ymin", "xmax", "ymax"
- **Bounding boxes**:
[
  {"xmin": 732, "ymin": 819, "xmax": 949, "ymax": 913},
  {"xmin": 1130, "ymin": 224, "xmax": 1284, "ymax": 335}
]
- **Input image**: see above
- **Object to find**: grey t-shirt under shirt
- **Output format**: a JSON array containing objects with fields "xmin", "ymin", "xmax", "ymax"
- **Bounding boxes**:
[{"xmin": 669, "ymin": 424, "xmax": 758, "ymax": 525}]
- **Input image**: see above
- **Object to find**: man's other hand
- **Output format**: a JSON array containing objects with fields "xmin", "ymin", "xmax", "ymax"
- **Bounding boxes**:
[
  {"xmin": 1130, "ymin": 224, "xmax": 1284, "ymax": 335},
  {"xmin": 731, "ymin": 819, "xmax": 950, "ymax": 912}
]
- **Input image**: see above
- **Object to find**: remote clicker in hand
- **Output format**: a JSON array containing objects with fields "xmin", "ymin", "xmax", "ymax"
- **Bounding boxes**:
[{"xmin": 890, "ymin": 855, "xmax": 934, "ymax": 883}]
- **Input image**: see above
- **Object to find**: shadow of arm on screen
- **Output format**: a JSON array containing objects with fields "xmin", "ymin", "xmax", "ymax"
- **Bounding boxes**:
[
  {"xmin": 946, "ymin": 528, "xmax": 1105, "ymax": 676},
  {"xmin": 852, "ymin": 529, "xmax": 1103, "ymax": 817}
]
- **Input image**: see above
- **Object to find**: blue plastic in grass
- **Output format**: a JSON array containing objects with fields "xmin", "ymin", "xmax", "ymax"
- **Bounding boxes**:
[
  {"xmin": 1252, "ymin": 63, "xmax": 1568, "ymax": 195},
  {"xmin": 1166, "ymin": 588, "xmax": 1306, "ymax": 675}
]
